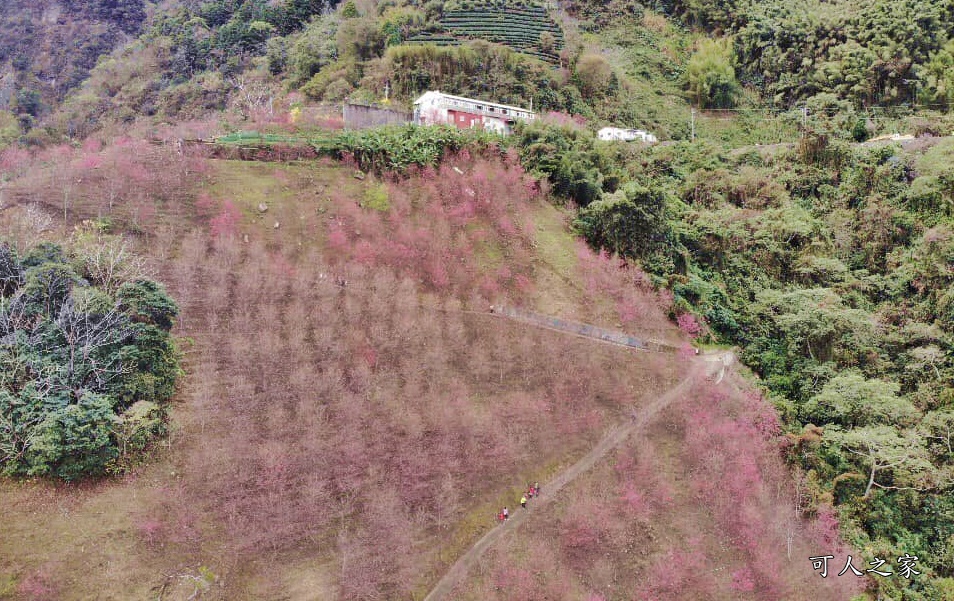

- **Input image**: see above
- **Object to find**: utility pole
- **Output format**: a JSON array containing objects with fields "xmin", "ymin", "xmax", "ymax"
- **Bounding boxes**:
[{"xmin": 690, "ymin": 108, "xmax": 695, "ymax": 141}]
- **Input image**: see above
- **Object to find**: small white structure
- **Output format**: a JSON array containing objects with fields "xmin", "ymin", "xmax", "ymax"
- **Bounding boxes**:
[
  {"xmin": 413, "ymin": 91, "xmax": 536, "ymax": 135},
  {"xmin": 598, "ymin": 127, "xmax": 658, "ymax": 144}
]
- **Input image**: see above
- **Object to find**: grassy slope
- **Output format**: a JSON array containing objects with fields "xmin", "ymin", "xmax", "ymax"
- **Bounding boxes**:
[{"xmin": 567, "ymin": 10, "xmax": 805, "ymax": 146}]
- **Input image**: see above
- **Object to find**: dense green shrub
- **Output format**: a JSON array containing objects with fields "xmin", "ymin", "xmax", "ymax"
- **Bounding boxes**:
[
  {"xmin": 574, "ymin": 181, "xmax": 671, "ymax": 257},
  {"xmin": 652, "ymin": 0, "xmax": 954, "ymax": 108},
  {"xmin": 516, "ymin": 120, "xmax": 629, "ymax": 205},
  {"xmin": 0, "ymin": 241, "xmax": 180, "ymax": 479},
  {"xmin": 685, "ymin": 39, "xmax": 738, "ymax": 108},
  {"xmin": 153, "ymin": 0, "xmax": 340, "ymax": 80},
  {"xmin": 324, "ymin": 124, "xmax": 501, "ymax": 172}
]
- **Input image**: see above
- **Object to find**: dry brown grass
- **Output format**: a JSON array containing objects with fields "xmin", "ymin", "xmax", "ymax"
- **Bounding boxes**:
[{"xmin": 642, "ymin": 11, "xmax": 670, "ymax": 34}]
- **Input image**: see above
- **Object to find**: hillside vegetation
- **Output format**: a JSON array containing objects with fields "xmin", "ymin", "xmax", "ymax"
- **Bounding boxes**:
[
  {"xmin": 660, "ymin": 0, "xmax": 954, "ymax": 108},
  {"xmin": 7, "ymin": 0, "xmax": 954, "ymax": 144},
  {"xmin": 0, "ymin": 0, "xmax": 148, "ymax": 138},
  {"xmin": 0, "ymin": 128, "xmax": 866, "ymax": 599},
  {"xmin": 497, "ymin": 104, "xmax": 954, "ymax": 597},
  {"xmin": 0, "ymin": 116, "xmax": 885, "ymax": 601},
  {"xmin": 559, "ymin": 129, "xmax": 954, "ymax": 599},
  {"xmin": 0, "ymin": 0, "xmax": 953, "ymax": 599}
]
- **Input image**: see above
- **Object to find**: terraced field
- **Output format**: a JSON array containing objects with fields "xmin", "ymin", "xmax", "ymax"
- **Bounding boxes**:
[{"xmin": 407, "ymin": 2, "xmax": 564, "ymax": 63}]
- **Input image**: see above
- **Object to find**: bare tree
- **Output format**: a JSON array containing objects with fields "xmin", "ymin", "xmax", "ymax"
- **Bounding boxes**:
[
  {"xmin": 921, "ymin": 410, "xmax": 954, "ymax": 457},
  {"xmin": 907, "ymin": 345, "xmax": 945, "ymax": 380},
  {"xmin": 74, "ymin": 236, "xmax": 151, "ymax": 295},
  {"xmin": 0, "ymin": 294, "xmax": 30, "ymax": 341},
  {"xmin": 228, "ymin": 75, "xmax": 274, "ymax": 119},
  {"xmin": 42, "ymin": 298, "xmax": 133, "ymax": 400},
  {"xmin": 5, "ymin": 204, "xmax": 52, "ymax": 249},
  {"xmin": 830, "ymin": 425, "xmax": 938, "ymax": 498},
  {"xmin": 0, "ymin": 243, "xmax": 21, "ymax": 297}
]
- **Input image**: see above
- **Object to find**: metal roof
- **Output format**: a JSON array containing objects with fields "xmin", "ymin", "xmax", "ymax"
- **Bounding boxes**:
[{"xmin": 414, "ymin": 90, "xmax": 534, "ymax": 115}]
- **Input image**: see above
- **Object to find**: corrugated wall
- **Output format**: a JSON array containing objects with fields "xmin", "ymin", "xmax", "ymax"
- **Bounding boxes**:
[{"xmin": 343, "ymin": 103, "xmax": 412, "ymax": 130}]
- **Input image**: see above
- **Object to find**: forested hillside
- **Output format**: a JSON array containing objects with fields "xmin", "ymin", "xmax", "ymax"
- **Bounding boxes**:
[
  {"xmin": 659, "ymin": 0, "xmax": 954, "ymax": 107},
  {"xmin": 0, "ymin": 0, "xmax": 148, "ymax": 136},
  {"xmin": 559, "ymin": 125, "xmax": 954, "ymax": 600},
  {"xmin": 8, "ymin": 0, "xmax": 954, "ymax": 142}
]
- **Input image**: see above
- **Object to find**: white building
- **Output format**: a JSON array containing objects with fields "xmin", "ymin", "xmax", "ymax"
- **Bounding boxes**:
[
  {"xmin": 597, "ymin": 127, "xmax": 658, "ymax": 144},
  {"xmin": 413, "ymin": 91, "xmax": 536, "ymax": 135}
]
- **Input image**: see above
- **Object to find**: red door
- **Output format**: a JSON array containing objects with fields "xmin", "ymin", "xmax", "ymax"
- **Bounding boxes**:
[{"xmin": 448, "ymin": 110, "xmax": 483, "ymax": 129}]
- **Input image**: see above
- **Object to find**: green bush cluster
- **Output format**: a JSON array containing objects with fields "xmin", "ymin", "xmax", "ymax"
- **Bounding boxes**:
[
  {"xmin": 154, "ymin": 0, "xmax": 337, "ymax": 81},
  {"xmin": 685, "ymin": 39, "xmax": 738, "ymax": 109},
  {"xmin": 0, "ymin": 242, "xmax": 180, "ymax": 480},
  {"xmin": 324, "ymin": 124, "xmax": 501, "ymax": 172},
  {"xmin": 574, "ymin": 181, "xmax": 670, "ymax": 257},
  {"xmin": 516, "ymin": 120, "xmax": 635, "ymax": 206}
]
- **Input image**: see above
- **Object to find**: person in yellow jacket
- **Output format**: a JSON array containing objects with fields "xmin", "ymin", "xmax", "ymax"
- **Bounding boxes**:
[{"xmin": 520, "ymin": 494, "xmax": 528, "ymax": 509}]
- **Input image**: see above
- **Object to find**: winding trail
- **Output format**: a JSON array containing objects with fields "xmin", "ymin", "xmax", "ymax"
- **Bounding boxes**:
[{"xmin": 422, "ymin": 352, "xmax": 728, "ymax": 601}]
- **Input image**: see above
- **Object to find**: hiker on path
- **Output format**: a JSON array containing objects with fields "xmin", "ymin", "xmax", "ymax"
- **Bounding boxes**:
[
  {"xmin": 502, "ymin": 507, "xmax": 509, "ymax": 520},
  {"xmin": 520, "ymin": 494, "xmax": 528, "ymax": 509}
]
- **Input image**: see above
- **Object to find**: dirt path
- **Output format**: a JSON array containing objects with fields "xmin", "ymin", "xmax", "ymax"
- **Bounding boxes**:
[
  {"xmin": 489, "ymin": 305, "xmax": 681, "ymax": 352},
  {"xmin": 422, "ymin": 354, "xmax": 725, "ymax": 601},
  {"xmin": 428, "ymin": 306, "xmax": 683, "ymax": 354}
]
